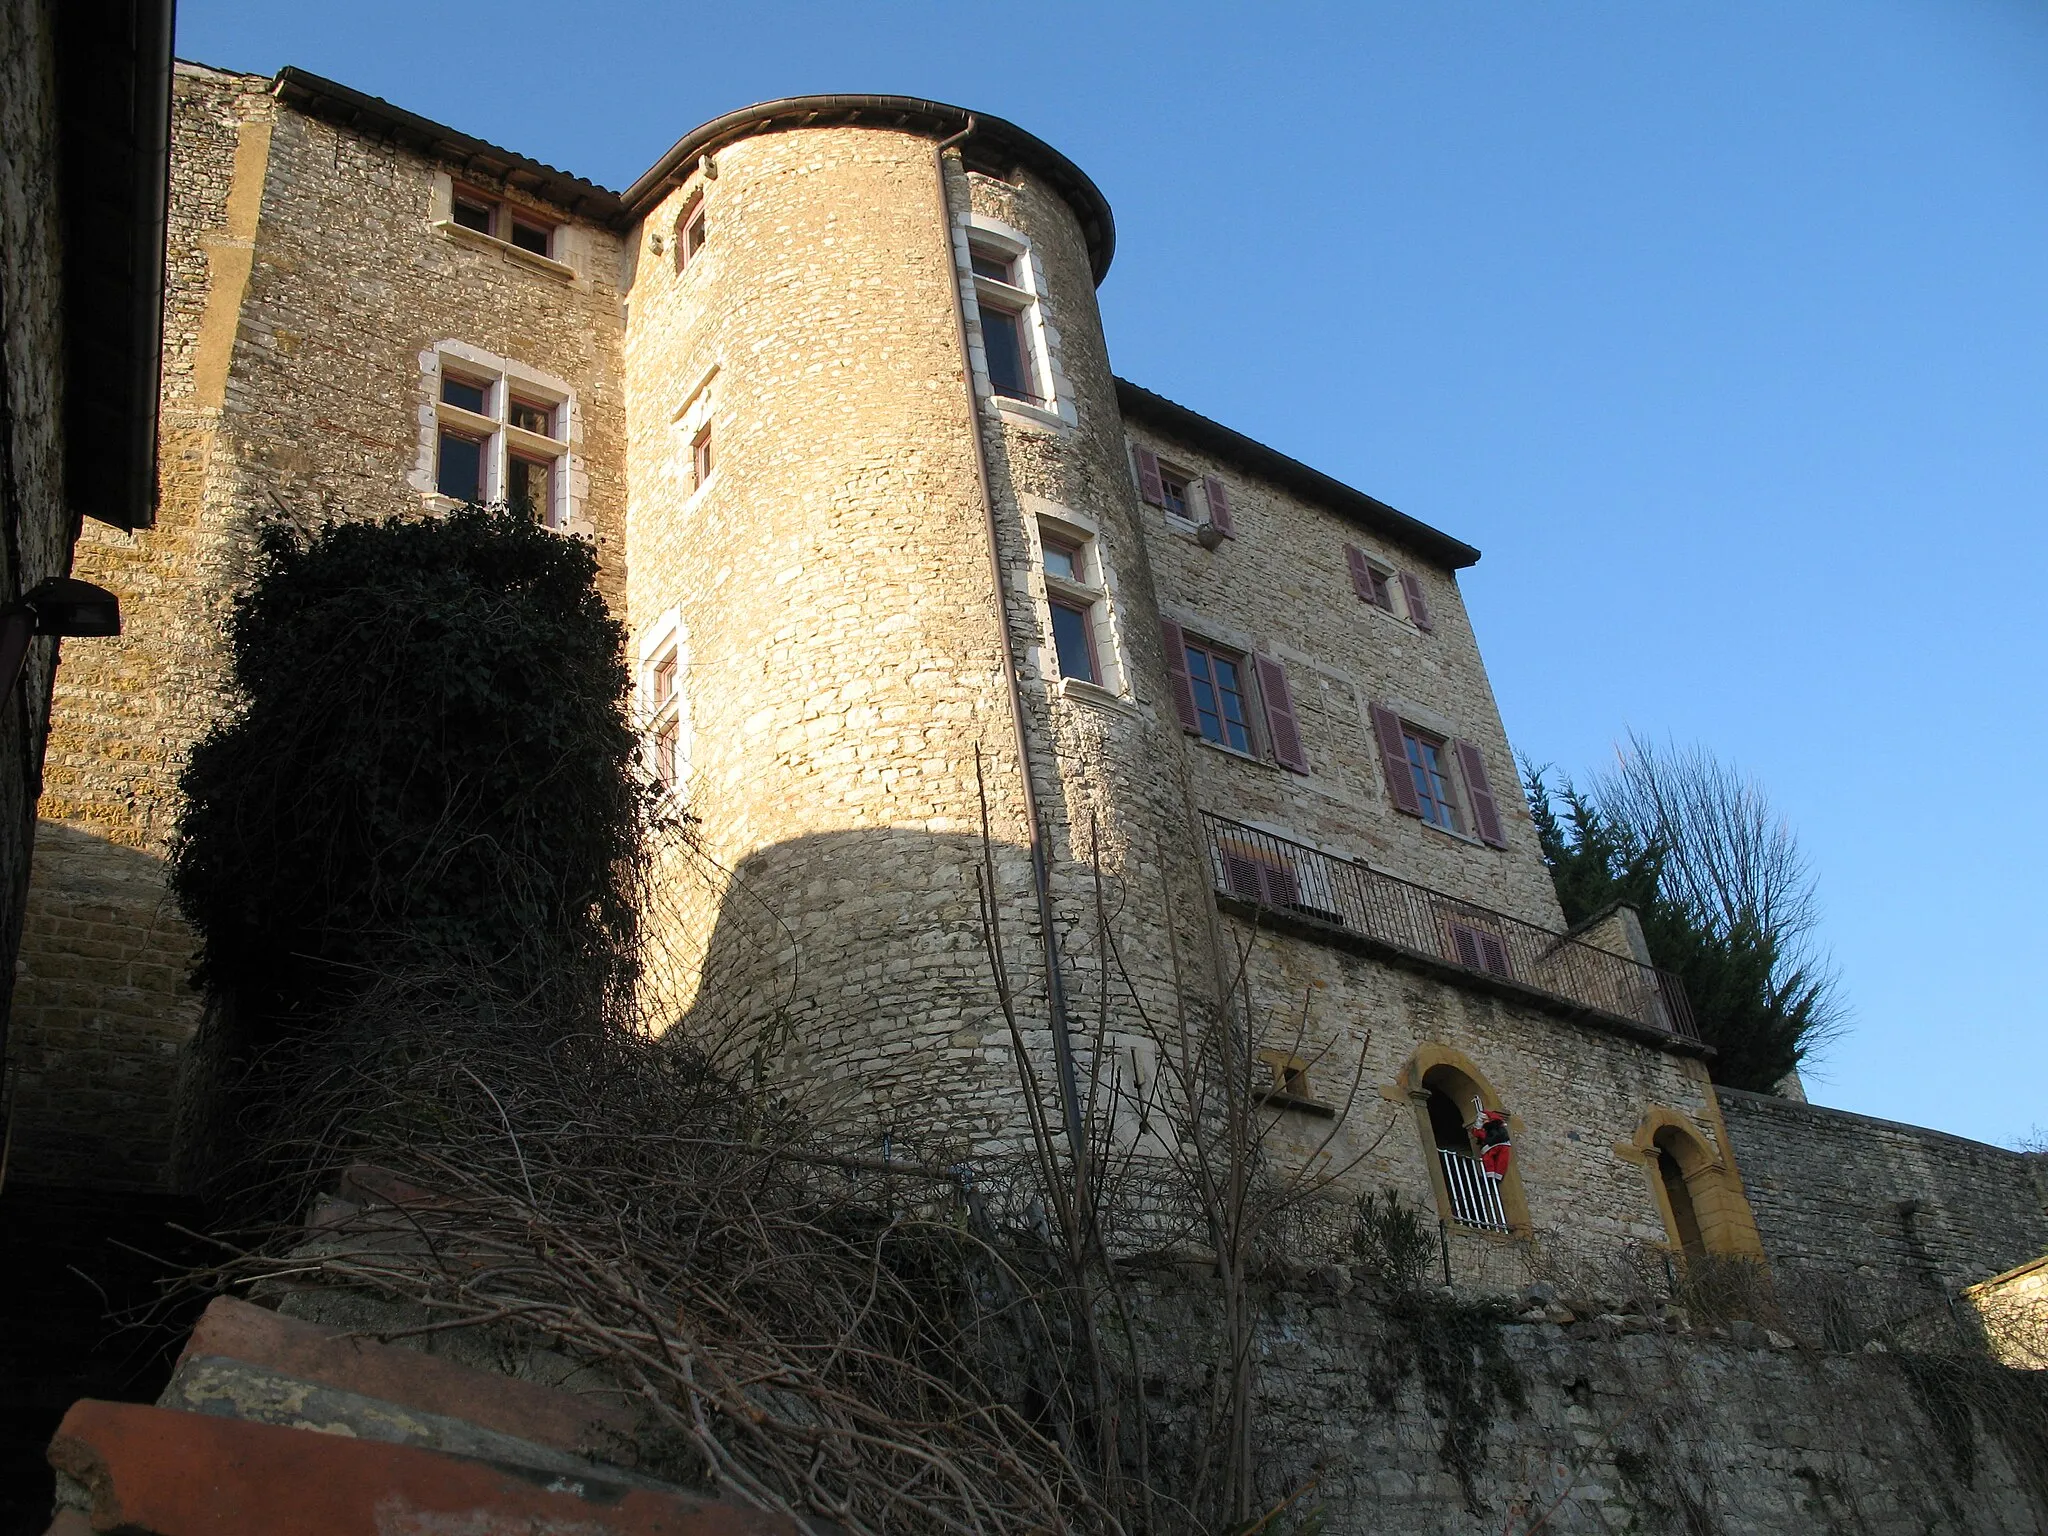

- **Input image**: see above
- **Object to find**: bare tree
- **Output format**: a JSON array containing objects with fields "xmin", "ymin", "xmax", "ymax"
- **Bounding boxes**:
[{"xmin": 1592, "ymin": 732, "xmax": 1847, "ymax": 1048}]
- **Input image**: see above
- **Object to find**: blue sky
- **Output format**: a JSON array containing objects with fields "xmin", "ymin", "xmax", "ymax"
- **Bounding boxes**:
[{"xmin": 176, "ymin": 2, "xmax": 2048, "ymax": 1147}]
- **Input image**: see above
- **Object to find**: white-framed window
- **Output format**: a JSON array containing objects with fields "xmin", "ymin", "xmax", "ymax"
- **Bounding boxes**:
[
  {"xmin": 673, "ymin": 368, "xmax": 719, "ymax": 502},
  {"xmin": 674, "ymin": 192, "xmax": 708, "ymax": 273},
  {"xmin": 639, "ymin": 611, "xmax": 690, "ymax": 794},
  {"xmin": 1032, "ymin": 506, "xmax": 1127, "ymax": 701},
  {"xmin": 415, "ymin": 343, "xmax": 579, "ymax": 533},
  {"xmin": 956, "ymin": 214, "xmax": 1076, "ymax": 429}
]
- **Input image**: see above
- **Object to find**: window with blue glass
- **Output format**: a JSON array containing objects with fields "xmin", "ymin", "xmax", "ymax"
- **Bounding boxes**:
[
  {"xmin": 1185, "ymin": 639, "xmax": 1254, "ymax": 753},
  {"xmin": 436, "ymin": 431, "xmax": 484, "ymax": 502},
  {"xmin": 1403, "ymin": 728, "xmax": 1462, "ymax": 833},
  {"xmin": 1049, "ymin": 600, "xmax": 1098, "ymax": 684}
]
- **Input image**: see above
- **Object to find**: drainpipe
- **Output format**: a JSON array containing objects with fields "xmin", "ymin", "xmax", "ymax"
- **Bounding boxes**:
[{"xmin": 929, "ymin": 122, "xmax": 1089, "ymax": 1176}]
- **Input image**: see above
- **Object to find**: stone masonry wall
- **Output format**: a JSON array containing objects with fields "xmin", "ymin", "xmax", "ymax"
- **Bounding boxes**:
[
  {"xmin": 621, "ymin": 129, "xmax": 1058, "ymax": 1151},
  {"xmin": 1720, "ymin": 1087, "xmax": 2048, "ymax": 1305},
  {"xmin": 1206, "ymin": 1276, "xmax": 2048, "ymax": 1535},
  {"xmin": 1129, "ymin": 416, "xmax": 1564, "ymax": 933},
  {"xmin": 0, "ymin": 0, "xmax": 93, "ymax": 1124},
  {"xmin": 1224, "ymin": 909, "xmax": 1736, "ymax": 1286},
  {"xmin": 11, "ymin": 65, "xmax": 629, "ymax": 1187}
]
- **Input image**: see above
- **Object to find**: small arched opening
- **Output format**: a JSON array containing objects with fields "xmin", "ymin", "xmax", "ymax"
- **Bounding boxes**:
[
  {"xmin": 1631, "ymin": 1109, "xmax": 1764, "ymax": 1261},
  {"xmin": 1654, "ymin": 1127, "xmax": 1706, "ymax": 1258},
  {"xmin": 1406, "ymin": 1053, "xmax": 1524, "ymax": 1235}
]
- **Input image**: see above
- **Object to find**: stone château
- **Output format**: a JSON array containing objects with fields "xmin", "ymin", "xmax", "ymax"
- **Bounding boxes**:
[{"xmin": 11, "ymin": 63, "xmax": 2045, "ymax": 1318}]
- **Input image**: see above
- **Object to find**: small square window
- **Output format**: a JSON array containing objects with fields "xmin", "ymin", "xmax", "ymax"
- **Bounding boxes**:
[
  {"xmin": 1041, "ymin": 536, "xmax": 1081, "ymax": 584},
  {"xmin": 508, "ymin": 397, "xmax": 553, "ymax": 436},
  {"xmin": 651, "ymin": 651, "xmax": 677, "ymax": 709},
  {"xmin": 509, "ymin": 219, "xmax": 552, "ymax": 257},
  {"xmin": 1049, "ymin": 599, "xmax": 1099, "ymax": 685},
  {"xmin": 971, "ymin": 249, "xmax": 1015, "ymax": 282},
  {"xmin": 509, "ymin": 455, "xmax": 553, "ymax": 524},
  {"xmin": 1159, "ymin": 465, "xmax": 1193, "ymax": 520},
  {"xmin": 1361, "ymin": 562, "xmax": 1394, "ymax": 611},
  {"xmin": 437, "ymin": 429, "xmax": 485, "ymax": 502},
  {"xmin": 441, "ymin": 374, "xmax": 489, "ymax": 415},
  {"xmin": 451, "ymin": 195, "xmax": 494, "ymax": 235}
]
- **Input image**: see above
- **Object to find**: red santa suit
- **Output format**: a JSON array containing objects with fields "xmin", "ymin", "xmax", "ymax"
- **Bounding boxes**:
[{"xmin": 1473, "ymin": 1107, "xmax": 1512, "ymax": 1179}]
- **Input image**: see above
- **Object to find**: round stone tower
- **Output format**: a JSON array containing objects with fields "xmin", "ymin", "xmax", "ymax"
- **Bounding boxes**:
[{"xmin": 619, "ymin": 99, "xmax": 1212, "ymax": 1155}]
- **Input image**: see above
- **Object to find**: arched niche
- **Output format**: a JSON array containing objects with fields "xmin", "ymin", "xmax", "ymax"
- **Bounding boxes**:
[
  {"xmin": 1396, "ymin": 1043, "xmax": 1531, "ymax": 1237},
  {"xmin": 1623, "ymin": 1106, "xmax": 1764, "ymax": 1260}
]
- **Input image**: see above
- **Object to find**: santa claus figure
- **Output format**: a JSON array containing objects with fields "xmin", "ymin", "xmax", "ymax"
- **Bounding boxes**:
[{"xmin": 1471, "ymin": 1099, "xmax": 1512, "ymax": 1180}]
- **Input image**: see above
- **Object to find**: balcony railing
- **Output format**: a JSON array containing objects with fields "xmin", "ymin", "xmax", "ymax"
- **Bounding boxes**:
[
  {"xmin": 1439, "ymin": 1149, "xmax": 1512, "ymax": 1232},
  {"xmin": 1200, "ymin": 812, "xmax": 1699, "ymax": 1043}
]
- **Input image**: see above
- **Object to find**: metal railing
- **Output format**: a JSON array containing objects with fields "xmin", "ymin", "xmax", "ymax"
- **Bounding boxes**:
[
  {"xmin": 1439, "ymin": 1149, "xmax": 1512, "ymax": 1232},
  {"xmin": 1200, "ymin": 812, "xmax": 1699, "ymax": 1042}
]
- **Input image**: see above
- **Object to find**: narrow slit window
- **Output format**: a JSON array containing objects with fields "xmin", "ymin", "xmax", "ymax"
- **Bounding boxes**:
[
  {"xmin": 677, "ymin": 198, "xmax": 708, "ymax": 272},
  {"xmin": 691, "ymin": 423, "xmax": 714, "ymax": 491}
]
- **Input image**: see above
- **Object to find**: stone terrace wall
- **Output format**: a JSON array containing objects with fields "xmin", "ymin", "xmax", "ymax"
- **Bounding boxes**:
[
  {"xmin": 1720, "ymin": 1087, "xmax": 2048, "ymax": 1300},
  {"xmin": 1204, "ymin": 1277, "xmax": 2048, "ymax": 1535}
]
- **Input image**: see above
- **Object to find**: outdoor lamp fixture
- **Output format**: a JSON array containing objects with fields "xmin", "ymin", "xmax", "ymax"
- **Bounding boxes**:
[{"xmin": 0, "ymin": 577, "xmax": 122, "ymax": 704}]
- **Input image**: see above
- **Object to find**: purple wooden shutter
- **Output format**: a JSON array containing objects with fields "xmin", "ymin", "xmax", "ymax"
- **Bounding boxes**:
[
  {"xmin": 1453, "ymin": 739, "xmax": 1508, "ymax": 848},
  {"xmin": 1222, "ymin": 850, "xmax": 1263, "ymax": 901},
  {"xmin": 1345, "ymin": 544, "xmax": 1374, "ymax": 603},
  {"xmin": 1399, "ymin": 572, "xmax": 1434, "ymax": 632},
  {"xmin": 1479, "ymin": 932, "xmax": 1513, "ymax": 977},
  {"xmin": 1160, "ymin": 619, "xmax": 1199, "ymax": 733},
  {"xmin": 1203, "ymin": 475, "xmax": 1235, "ymax": 538},
  {"xmin": 1262, "ymin": 860, "xmax": 1300, "ymax": 909},
  {"xmin": 1449, "ymin": 922, "xmax": 1484, "ymax": 971},
  {"xmin": 1255, "ymin": 655, "xmax": 1309, "ymax": 773},
  {"xmin": 1134, "ymin": 446, "xmax": 1165, "ymax": 507},
  {"xmin": 1370, "ymin": 703, "xmax": 1423, "ymax": 815}
]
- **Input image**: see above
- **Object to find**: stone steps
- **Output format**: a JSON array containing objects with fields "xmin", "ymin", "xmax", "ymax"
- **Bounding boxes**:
[{"xmin": 40, "ymin": 1296, "xmax": 796, "ymax": 1536}]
